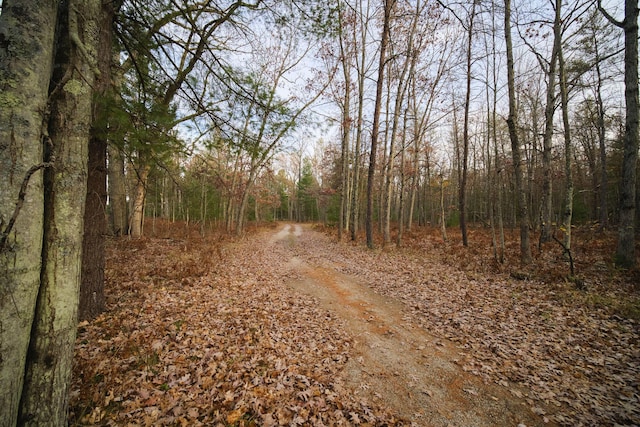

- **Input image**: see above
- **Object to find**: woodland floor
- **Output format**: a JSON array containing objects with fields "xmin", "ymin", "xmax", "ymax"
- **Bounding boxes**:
[{"xmin": 69, "ymin": 221, "xmax": 639, "ymax": 426}]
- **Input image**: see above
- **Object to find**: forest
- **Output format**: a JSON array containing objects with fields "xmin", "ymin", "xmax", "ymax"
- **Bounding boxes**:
[{"xmin": 0, "ymin": 0, "xmax": 638, "ymax": 426}]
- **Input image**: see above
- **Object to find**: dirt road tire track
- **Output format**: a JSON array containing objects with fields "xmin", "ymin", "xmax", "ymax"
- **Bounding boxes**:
[{"xmin": 271, "ymin": 224, "xmax": 549, "ymax": 427}]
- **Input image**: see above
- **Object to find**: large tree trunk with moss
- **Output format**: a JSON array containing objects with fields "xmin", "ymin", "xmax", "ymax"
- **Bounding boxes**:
[
  {"xmin": 0, "ymin": 2, "xmax": 58, "ymax": 425},
  {"xmin": 1, "ymin": 0, "xmax": 99, "ymax": 424},
  {"xmin": 18, "ymin": 0, "xmax": 101, "ymax": 424}
]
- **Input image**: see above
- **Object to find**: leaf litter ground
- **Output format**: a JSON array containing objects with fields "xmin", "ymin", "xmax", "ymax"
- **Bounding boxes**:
[{"xmin": 70, "ymin": 222, "xmax": 639, "ymax": 426}]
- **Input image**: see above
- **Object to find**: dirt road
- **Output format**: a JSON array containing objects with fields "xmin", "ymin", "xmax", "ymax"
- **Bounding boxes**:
[{"xmin": 271, "ymin": 224, "xmax": 548, "ymax": 427}]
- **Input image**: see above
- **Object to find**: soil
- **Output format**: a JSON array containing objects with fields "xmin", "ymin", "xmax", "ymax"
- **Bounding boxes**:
[
  {"xmin": 72, "ymin": 220, "xmax": 637, "ymax": 425},
  {"xmin": 272, "ymin": 223, "xmax": 550, "ymax": 427}
]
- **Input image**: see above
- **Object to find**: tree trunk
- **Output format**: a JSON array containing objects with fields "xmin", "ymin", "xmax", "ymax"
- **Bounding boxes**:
[
  {"xmin": 539, "ymin": 0, "xmax": 561, "ymax": 245},
  {"xmin": 80, "ymin": 0, "xmax": 119, "ymax": 321},
  {"xmin": 384, "ymin": 0, "xmax": 419, "ymax": 247},
  {"xmin": 595, "ymin": 44, "xmax": 609, "ymax": 230},
  {"xmin": 505, "ymin": 0, "xmax": 532, "ymax": 265},
  {"xmin": 440, "ymin": 175, "xmax": 448, "ymax": 242},
  {"xmin": 237, "ymin": 168, "xmax": 257, "ymax": 236},
  {"xmin": 107, "ymin": 144, "xmax": 128, "ymax": 235},
  {"xmin": 0, "ymin": 2, "xmax": 58, "ymax": 424},
  {"xmin": 460, "ymin": 0, "xmax": 477, "ymax": 248},
  {"xmin": 201, "ymin": 174, "xmax": 207, "ymax": 237},
  {"xmin": 486, "ymin": 2, "xmax": 504, "ymax": 263},
  {"xmin": 350, "ymin": 133, "xmax": 361, "ymax": 240},
  {"xmin": 558, "ymin": 17, "xmax": 574, "ymax": 252},
  {"xmin": 366, "ymin": 0, "xmax": 394, "ymax": 249},
  {"xmin": 493, "ymin": 107, "xmax": 505, "ymax": 263},
  {"xmin": 379, "ymin": 75, "xmax": 392, "ymax": 235},
  {"xmin": 80, "ymin": 131, "xmax": 106, "ymax": 321},
  {"xmin": 19, "ymin": 0, "xmax": 100, "ymax": 424},
  {"xmin": 350, "ymin": 0, "xmax": 369, "ymax": 241},
  {"xmin": 397, "ymin": 110, "xmax": 409, "ymax": 247},
  {"xmin": 338, "ymin": 7, "xmax": 352, "ymax": 241},
  {"xmin": 609, "ymin": 0, "xmax": 638, "ymax": 267},
  {"xmin": 130, "ymin": 163, "xmax": 151, "ymax": 237}
]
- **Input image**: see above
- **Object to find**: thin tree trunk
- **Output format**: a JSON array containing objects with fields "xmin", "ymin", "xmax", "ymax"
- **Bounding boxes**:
[
  {"xmin": 201, "ymin": 174, "xmax": 207, "ymax": 237},
  {"xmin": 397, "ymin": 109, "xmax": 409, "ymax": 247},
  {"xmin": 384, "ymin": 0, "xmax": 419, "ymax": 246},
  {"xmin": 382, "ymin": 78, "xmax": 403, "ymax": 245},
  {"xmin": 494, "ymin": 107, "xmax": 505, "ymax": 263},
  {"xmin": 460, "ymin": 0, "xmax": 477, "ymax": 247},
  {"xmin": 380, "ymin": 72, "xmax": 392, "ymax": 235},
  {"xmin": 505, "ymin": 0, "xmax": 532, "ymax": 265},
  {"xmin": 338, "ymin": 4, "xmax": 352, "ymax": 241},
  {"xmin": 130, "ymin": 163, "xmax": 151, "ymax": 237},
  {"xmin": 350, "ymin": 122, "xmax": 362, "ymax": 240},
  {"xmin": 108, "ymin": 144, "xmax": 128, "ymax": 235},
  {"xmin": 350, "ymin": 0, "xmax": 369, "ymax": 241},
  {"xmin": 540, "ymin": 0, "xmax": 562, "ymax": 245},
  {"xmin": 486, "ymin": 2, "xmax": 504, "ymax": 263},
  {"xmin": 366, "ymin": 0, "xmax": 394, "ymax": 249},
  {"xmin": 237, "ymin": 166, "xmax": 257, "ymax": 236},
  {"xmin": 440, "ymin": 175, "xmax": 448, "ymax": 241},
  {"xmin": 558, "ymin": 19, "xmax": 574, "ymax": 252},
  {"xmin": 407, "ymin": 107, "xmax": 419, "ymax": 231},
  {"xmin": 595, "ymin": 55, "xmax": 609, "ymax": 230}
]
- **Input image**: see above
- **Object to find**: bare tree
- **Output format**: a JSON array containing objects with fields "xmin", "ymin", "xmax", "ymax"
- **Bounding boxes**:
[
  {"xmin": 505, "ymin": 0, "xmax": 532, "ymax": 264},
  {"xmin": 366, "ymin": 0, "xmax": 395, "ymax": 249},
  {"xmin": 598, "ymin": 0, "xmax": 639, "ymax": 268},
  {"xmin": 382, "ymin": 0, "xmax": 421, "ymax": 246},
  {"xmin": 337, "ymin": 0, "xmax": 354, "ymax": 240}
]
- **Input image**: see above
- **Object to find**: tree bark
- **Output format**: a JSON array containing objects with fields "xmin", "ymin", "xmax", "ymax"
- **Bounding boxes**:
[
  {"xmin": 338, "ymin": 2, "xmax": 352, "ymax": 241},
  {"xmin": 19, "ymin": 0, "xmax": 100, "ymax": 423},
  {"xmin": 460, "ymin": 0, "xmax": 478, "ymax": 248},
  {"xmin": 594, "ymin": 39, "xmax": 609, "ymax": 230},
  {"xmin": 505, "ymin": 0, "xmax": 532, "ymax": 265},
  {"xmin": 598, "ymin": 0, "xmax": 639, "ymax": 267},
  {"xmin": 382, "ymin": 76, "xmax": 403, "ymax": 244},
  {"xmin": 383, "ymin": 0, "xmax": 419, "ymax": 247},
  {"xmin": 540, "ymin": 2, "xmax": 561, "ymax": 245},
  {"xmin": 80, "ymin": 127, "xmax": 107, "ymax": 321},
  {"xmin": 350, "ymin": 0, "xmax": 370, "ymax": 241},
  {"xmin": 80, "ymin": 0, "xmax": 120, "ymax": 321},
  {"xmin": 130, "ymin": 163, "xmax": 151, "ymax": 237},
  {"xmin": 107, "ymin": 144, "xmax": 128, "ymax": 235},
  {"xmin": 397, "ymin": 109, "xmax": 409, "ymax": 247},
  {"xmin": 0, "ymin": 2, "xmax": 58, "ymax": 424},
  {"xmin": 557, "ymin": 12, "xmax": 574, "ymax": 252},
  {"xmin": 237, "ymin": 167, "xmax": 257, "ymax": 236},
  {"xmin": 440, "ymin": 175, "xmax": 448, "ymax": 242},
  {"xmin": 366, "ymin": 0, "xmax": 394, "ymax": 249}
]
